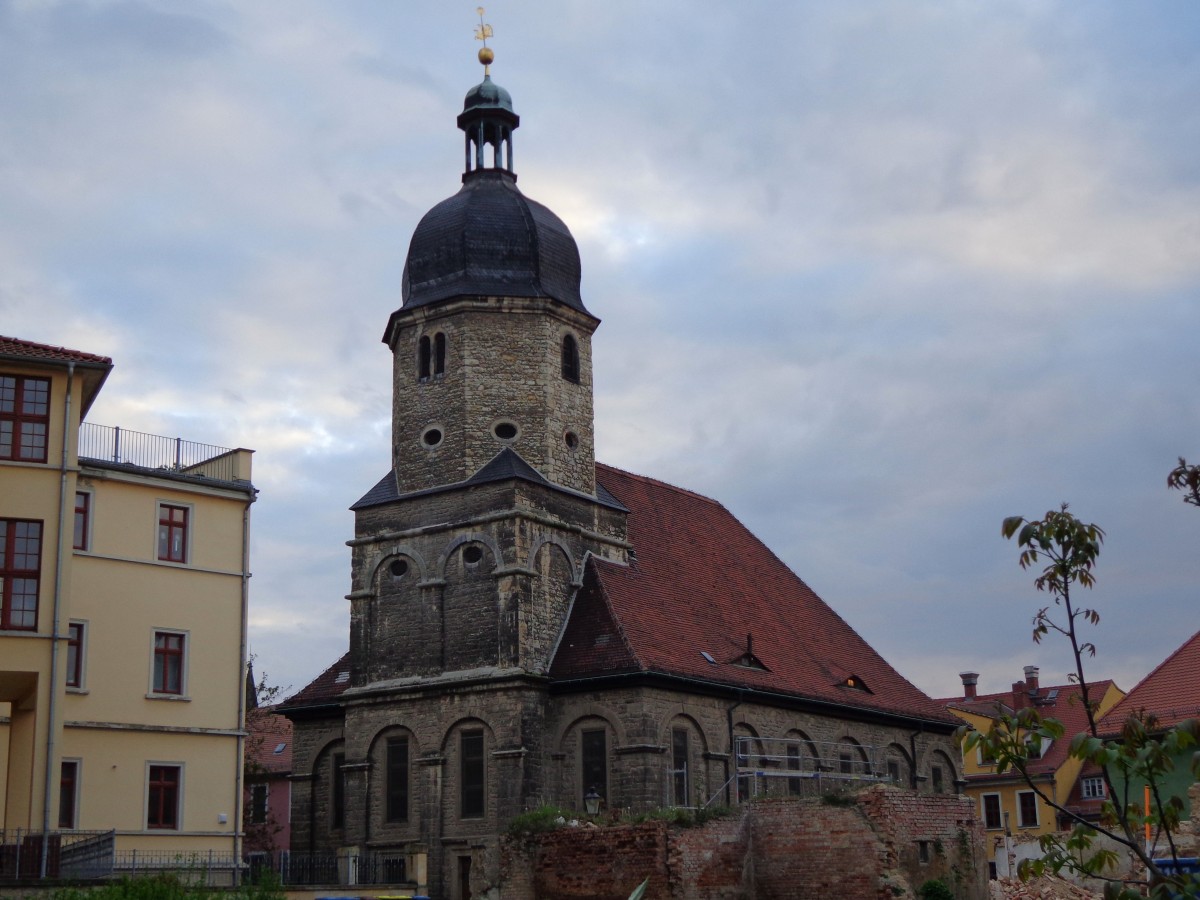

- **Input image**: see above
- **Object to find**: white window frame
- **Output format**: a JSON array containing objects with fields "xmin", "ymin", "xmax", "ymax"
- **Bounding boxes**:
[
  {"xmin": 155, "ymin": 500, "xmax": 193, "ymax": 565},
  {"xmin": 1081, "ymin": 776, "xmax": 1105, "ymax": 800},
  {"xmin": 145, "ymin": 761, "xmax": 184, "ymax": 832},
  {"xmin": 1017, "ymin": 790, "xmax": 1039, "ymax": 828},
  {"xmin": 66, "ymin": 619, "xmax": 88, "ymax": 692},
  {"xmin": 147, "ymin": 628, "xmax": 190, "ymax": 699},
  {"xmin": 981, "ymin": 792, "xmax": 1003, "ymax": 830}
]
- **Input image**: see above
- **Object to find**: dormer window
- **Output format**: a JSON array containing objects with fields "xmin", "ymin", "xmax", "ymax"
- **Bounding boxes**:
[
  {"xmin": 840, "ymin": 674, "xmax": 871, "ymax": 693},
  {"xmin": 561, "ymin": 334, "xmax": 579, "ymax": 383}
]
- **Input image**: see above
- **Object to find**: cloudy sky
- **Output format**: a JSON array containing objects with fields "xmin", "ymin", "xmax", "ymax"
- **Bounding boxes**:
[{"xmin": 3, "ymin": 1, "xmax": 1198, "ymax": 703}]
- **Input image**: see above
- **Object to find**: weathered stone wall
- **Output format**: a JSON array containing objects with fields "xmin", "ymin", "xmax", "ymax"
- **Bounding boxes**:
[
  {"xmin": 547, "ymin": 684, "xmax": 963, "ymax": 813},
  {"xmin": 388, "ymin": 297, "xmax": 598, "ymax": 495},
  {"xmin": 499, "ymin": 789, "xmax": 987, "ymax": 900}
]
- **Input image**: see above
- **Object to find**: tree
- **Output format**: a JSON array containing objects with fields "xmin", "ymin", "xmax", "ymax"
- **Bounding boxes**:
[
  {"xmin": 959, "ymin": 470, "xmax": 1200, "ymax": 900},
  {"xmin": 243, "ymin": 661, "xmax": 291, "ymax": 857}
]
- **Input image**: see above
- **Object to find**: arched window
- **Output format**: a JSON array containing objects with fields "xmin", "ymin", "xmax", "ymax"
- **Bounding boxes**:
[
  {"xmin": 561, "ymin": 334, "xmax": 579, "ymax": 383},
  {"xmin": 434, "ymin": 332, "xmax": 447, "ymax": 376},
  {"xmin": 418, "ymin": 336, "xmax": 431, "ymax": 380}
]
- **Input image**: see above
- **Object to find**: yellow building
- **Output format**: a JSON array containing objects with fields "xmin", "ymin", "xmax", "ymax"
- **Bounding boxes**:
[
  {"xmin": 0, "ymin": 335, "xmax": 255, "ymax": 876},
  {"xmin": 944, "ymin": 667, "xmax": 1125, "ymax": 879}
]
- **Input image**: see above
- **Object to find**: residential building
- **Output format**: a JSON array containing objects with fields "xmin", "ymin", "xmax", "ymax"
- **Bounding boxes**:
[
  {"xmin": 1098, "ymin": 627, "xmax": 1200, "ymax": 820},
  {"xmin": 943, "ymin": 667, "xmax": 1125, "ymax": 878},
  {"xmin": 0, "ymin": 335, "xmax": 255, "ymax": 867},
  {"xmin": 280, "ymin": 46, "xmax": 963, "ymax": 900},
  {"xmin": 243, "ymin": 705, "xmax": 292, "ymax": 856}
]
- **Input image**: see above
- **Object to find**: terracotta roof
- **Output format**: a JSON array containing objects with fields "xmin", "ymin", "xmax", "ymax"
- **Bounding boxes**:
[
  {"xmin": 943, "ymin": 679, "xmax": 1116, "ymax": 776},
  {"xmin": 551, "ymin": 464, "xmax": 957, "ymax": 727},
  {"xmin": 0, "ymin": 335, "xmax": 113, "ymax": 415},
  {"xmin": 281, "ymin": 651, "xmax": 352, "ymax": 709},
  {"xmin": 1100, "ymin": 628, "xmax": 1200, "ymax": 732},
  {"xmin": 245, "ymin": 707, "xmax": 293, "ymax": 775},
  {"xmin": 0, "ymin": 335, "xmax": 112, "ymax": 366}
]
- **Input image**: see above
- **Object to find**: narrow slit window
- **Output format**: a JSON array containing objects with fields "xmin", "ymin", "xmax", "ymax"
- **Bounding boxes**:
[
  {"xmin": 434, "ymin": 332, "xmax": 446, "ymax": 376},
  {"xmin": 418, "ymin": 336, "xmax": 432, "ymax": 380},
  {"xmin": 561, "ymin": 335, "xmax": 580, "ymax": 383}
]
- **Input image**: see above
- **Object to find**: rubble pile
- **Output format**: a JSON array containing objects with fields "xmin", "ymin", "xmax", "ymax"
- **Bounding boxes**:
[{"xmin": 989, "ymin": 876, "xmax": 1101, "ymax": 900}]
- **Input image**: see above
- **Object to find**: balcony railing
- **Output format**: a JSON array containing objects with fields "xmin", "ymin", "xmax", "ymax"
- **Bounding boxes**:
[{"xmin": 78, "ymin": 423, "xmax": 249, "ymax": 484}]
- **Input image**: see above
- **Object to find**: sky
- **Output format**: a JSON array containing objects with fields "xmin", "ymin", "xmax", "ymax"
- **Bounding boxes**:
[{"xmin": 2, "ymin": 0, "xmax": 1198, "ymax": 704}]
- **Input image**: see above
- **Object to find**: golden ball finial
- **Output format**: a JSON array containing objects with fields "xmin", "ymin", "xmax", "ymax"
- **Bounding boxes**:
[{"xmin": 478, "ymin": 47, "xmax": 494, "ymax": 66}]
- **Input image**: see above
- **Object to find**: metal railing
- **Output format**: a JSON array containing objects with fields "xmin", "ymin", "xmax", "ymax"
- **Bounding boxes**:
[
  {"xmin": 113, "ymin": 849, "xmax": 240, "ymax": 886},
  {"xmin": 78, "ymin": 422, "xmax": 247, "ymax": 483},
  {"xmin": 274, "ymin": 850, "xmax": 409, "ymax": 886},
  {"xmin": 0, "ymin": 829, "xmax": 115, "ymax": 881}
]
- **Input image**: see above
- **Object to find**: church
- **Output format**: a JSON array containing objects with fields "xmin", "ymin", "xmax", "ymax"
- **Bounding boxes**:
[{"xmin": 280, "ymin": 36, "xmax": 961, "ymax": 900}]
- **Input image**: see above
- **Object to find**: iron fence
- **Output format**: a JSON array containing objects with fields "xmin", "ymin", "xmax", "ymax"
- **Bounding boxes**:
[
  {"xmin": 268, "ymin": 850, "xmax": 409, "ymax": 886},
  {"xmin": 113, "ymin": 849, "xmax": 240, "ymax": 886},
  {"xmin": 78, "ymin": 422, "xmax": 246, "ymax": 483}
]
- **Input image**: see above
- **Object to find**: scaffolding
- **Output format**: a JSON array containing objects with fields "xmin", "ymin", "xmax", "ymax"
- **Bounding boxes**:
[{"xmin": 681, "ymin": 736, "xmax": 891, "ymax": 809}]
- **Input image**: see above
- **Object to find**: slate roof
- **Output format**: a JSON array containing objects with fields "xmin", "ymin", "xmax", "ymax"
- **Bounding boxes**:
[
  {"xmin": 397, "ymin": 169, "xmax": 589, "ymax": 316},
  {"xmin": 551, "ymin": 464, "xmax": 957, "ymax": 727},
  {"xmin": 942, "ymin": 679, "xmax": 1116, "ymax": 776},
  {"xmin": 245, "ymin": 707, "xmax": 293, "ymax": 775},
  {"xmin": 1099, "ymin": 628, "xmax": 1200, "ymax": 732},
  {"xmin": 351, "ymin": 448, "xmax": 626, "ymax": 512},
  {"xmin": 291, "ymin": 463, "xmax": 955, "ymax": 728}
]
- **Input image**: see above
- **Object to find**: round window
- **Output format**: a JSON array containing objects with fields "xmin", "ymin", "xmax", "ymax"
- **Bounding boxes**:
[
  {"xmin": 422, "ymin": 427, "xmax": 443, "ymax": 448},
  {"xmin": 389, "ymin": 559, "xmax": 409, "ymax": 578},
  {"xmin": 564, "ymin": 430, "xmax": 579, "ymax": 450},
  {"xmin": 462, "ymin": 545, "xmax": 484, "ymax": 564},
  {"xmin": 493, "ymin": 421, "xmax": 518, "ymax": 441}
]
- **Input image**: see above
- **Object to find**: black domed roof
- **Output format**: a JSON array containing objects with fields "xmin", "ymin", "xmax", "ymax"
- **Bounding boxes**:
[{"xmin": 401, "ymin": 170, "xmax": 587, "ymax": 313}]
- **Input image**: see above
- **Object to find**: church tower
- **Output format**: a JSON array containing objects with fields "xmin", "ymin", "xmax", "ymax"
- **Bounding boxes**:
[{"xmin": 345, "ymin": 31, "xmax": 628, "ymax": 693}]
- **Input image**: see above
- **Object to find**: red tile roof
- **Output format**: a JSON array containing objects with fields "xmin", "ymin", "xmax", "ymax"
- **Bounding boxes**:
[
  {"xmin": 0, "ymin": 335, "xmax": 112, "ymax": 366},
  {"xmin": 943, "ymin": 679, "xmax": 1116, "ymax": 775},
  {"xmin": 551, "ymin": 464, "xmax": 957, "ymax": 726},
  {"xmin": 1100, "ymin": 628, "xmax": 1200, "ymax": 732},
  {"xmin": 246, "ymin": 707, "xmax": 293, "ymax": 774},
  {"xmin": 283, "ymin": 651, "xmax": 352, "ymax": 708}
]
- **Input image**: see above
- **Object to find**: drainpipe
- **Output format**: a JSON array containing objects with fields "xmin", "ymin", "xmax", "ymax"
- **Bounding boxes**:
[
  {"xmin": 725, "ymin": 690, "xmax": 745, "ymax": 806},
  {"xmin": 908, "ymin": 726, "xmax": 924, "ymax": 791},
  {"xmin": 233, "ymin": 495, "xmax": 254, "ymax": 879},
  {"xmin": 42, "ymin": 361, "xmax": 74, "ymax": 876}
]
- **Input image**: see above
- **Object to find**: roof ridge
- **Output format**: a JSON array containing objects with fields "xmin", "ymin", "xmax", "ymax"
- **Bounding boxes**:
[
  {"xmin": 1119, "ymin": 627, "xmax": 1200, "ymax": 698},
  {"xmin": 0, "ymin": 334, "xmax": 113, "ymax": 365},
  {"xmin": 596, "ymin": 461, "xmax": 724, "ymax": 507}
]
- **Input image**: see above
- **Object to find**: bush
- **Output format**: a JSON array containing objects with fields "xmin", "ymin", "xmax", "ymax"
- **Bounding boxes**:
[
  {"xmin": 507, "ymin": 805, "xmax": 572, "ymax": 836},
  {"xmin": 918, "ymin": 878, "xmax": 954, "ymax": 900}
]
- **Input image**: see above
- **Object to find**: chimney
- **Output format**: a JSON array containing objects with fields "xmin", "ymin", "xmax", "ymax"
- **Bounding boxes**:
[
  {"xmin": 1024, "ymin": 665, "xmax": 1040, "ymax": 693},
  {"xmin": 960, "ymin": 672, "xmax": 979, "ymax": 700}
]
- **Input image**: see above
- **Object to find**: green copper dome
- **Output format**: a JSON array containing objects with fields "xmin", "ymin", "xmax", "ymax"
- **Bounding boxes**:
[{"xmin": 462, "ymin": 74, "xmax": 513, "ymax": 114}]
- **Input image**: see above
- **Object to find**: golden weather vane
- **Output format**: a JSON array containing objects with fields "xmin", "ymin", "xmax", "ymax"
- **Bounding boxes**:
[{"xmin": 475, "ymin": 7, "xmax": 494, "ymax": 73}]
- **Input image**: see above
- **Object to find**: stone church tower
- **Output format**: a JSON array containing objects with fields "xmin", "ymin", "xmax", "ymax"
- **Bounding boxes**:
[{"xmin": 285, "ymin": 43, "xmax": 630, "ymax": 895}]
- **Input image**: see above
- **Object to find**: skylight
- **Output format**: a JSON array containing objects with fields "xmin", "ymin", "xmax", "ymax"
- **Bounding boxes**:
[
  {"xmin": 701, "ymin": 651, "xmax": 716, "ymax": 665},
  {"xmin": 273, "ymin": 742, "xmax": 287, "ymax": 754}
]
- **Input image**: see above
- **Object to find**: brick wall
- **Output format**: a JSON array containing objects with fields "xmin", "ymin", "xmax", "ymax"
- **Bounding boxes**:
[{"xmin": 500, "ymin": 788, "xmax": 987, "ymax": 900}]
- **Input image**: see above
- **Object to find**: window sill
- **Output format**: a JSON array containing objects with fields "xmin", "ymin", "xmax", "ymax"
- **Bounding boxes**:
[
  {"xmin": 66, "ymin": 687, "xmax": 89, "ymax": 695},
  {"xmin": 146, "ymin": 692, "xmax": 191, "ymax": 702}
]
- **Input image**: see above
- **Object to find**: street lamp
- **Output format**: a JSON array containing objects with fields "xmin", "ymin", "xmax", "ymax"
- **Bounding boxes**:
[{"xmin": 584, "ymin": 786, "xmax": 602, "ymax": 817}]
